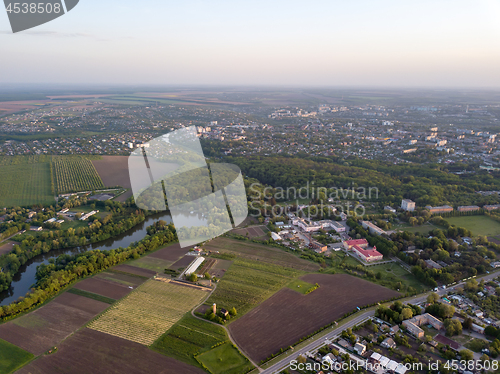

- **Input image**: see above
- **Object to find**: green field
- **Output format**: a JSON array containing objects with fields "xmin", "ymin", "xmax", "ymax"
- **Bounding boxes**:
[
  {"xmin": 205, "ymin": 257, "xmax": 302, "ymax": 317},
  {"xmin": 286, "ymin": 279, "xmax": 315, "ymax": 295},
  {"xmin": 0, "ymin": 156, "xmax": 54, "ymax": 207},
  {"xmin": 52, "ymin": 155, "xmax": 104, "ymax": 194},
  {"xmin": 368, "ymin": 262, "xmax": 425, "ymax": 292},
  {"xmin": 326, "ymin": 252, "xmax": 425, "ymax": 293},
  {"xmin": 0, "ymin": 339, "xmax": 34, "ymax": 374},
  {"xmin": 445, "ymin": 215, "xmax": 500, "ymax": 237},
  {"xmin": 152, "ymin": 315, "xmax": 229, "ymax": 368},
  {"xmin": 0, "ymin": 155, "xmax": 107, "ymax": 207},
  {"xmin": 196, "ymin": 343, "xmax": 254, "ymax": 374}
]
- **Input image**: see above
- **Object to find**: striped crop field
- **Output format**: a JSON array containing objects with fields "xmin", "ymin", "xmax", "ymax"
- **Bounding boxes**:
[
  {"xmin": 88, "ymin": 280, "xmax": 209, "ymax": 345},
  {"xmin": 52, "ymin": 155, "xmax": 104, "ymax": 194}
]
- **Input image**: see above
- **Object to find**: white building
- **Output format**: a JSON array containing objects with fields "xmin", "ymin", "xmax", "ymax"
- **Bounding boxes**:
[
  {"xmin": 384, "ymin": 206, "xmax": 396, "ymax": 213},
  {"xmin": 185, "ymin": 256, "xmax": 205, "ymax": 276},
  {"xmin": 401, "ymin": 199, "xmax": 415, "ymax": 212},
  {"xmin": 271, "ymin": 232, "xmax": 282, "ymax": 241},
  {"xmin": 361, "ymin": 221, "xmax": 387, "ymax": 236},
  {"xmin": 80, "ymin": 210, "xmax": 99, "ymax": 221}
]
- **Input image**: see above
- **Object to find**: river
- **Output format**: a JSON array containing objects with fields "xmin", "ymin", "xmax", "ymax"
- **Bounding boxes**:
[{"xmin": 0, "ymin": 211, "xmax": 175, "ymax": 306}]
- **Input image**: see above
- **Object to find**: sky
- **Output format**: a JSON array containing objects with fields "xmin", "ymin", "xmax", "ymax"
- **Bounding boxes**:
[{"xmin": 1, "ymin": 0, "xmax": 500, "ymax": 88}]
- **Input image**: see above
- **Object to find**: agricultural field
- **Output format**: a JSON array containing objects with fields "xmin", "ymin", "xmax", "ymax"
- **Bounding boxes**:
[
  {"xmin": 111, "ymin": 264, "xmax": 157, "ymax": 278},
  {"xmin": 209, "ymin": 259, "xmax": 233, "ymax": 278},
  {"xmin": 169, "ymin": 255, "xmax": 196, "ymax": 271},
  {"xmin": 0, "ymin": 339, "xmax": 34, "ymax": 374},
  {"xmin": 196, "ymin": 343, "xmax": 254, "ymax": 374},
  {"xmin": 67, "ymin": 288, "xmax": 116, "ymax": 304},
  {"xmin": 205, "ymin": 257, "xmax": 303, "ymax": 317},
  {"xmin": 152, "ymin": 314, "xmax": 228, "ymax": 367},
  {"xmin": 146, "ymin": 242, "xmax": 191, "ymax": 262},
  {"xmin": 0, "ymin": 156, "xmax": 53, "ymax": 208},
  {"xmin": 0, "ymin": 292, "xmax": 109, "ymax": 355},
  {"xmin": 127, "ymin": 256, "xmax": 174, "ymax": 272},
  {"xmin": 203, "ymin": 237, "xmax": 319, "ymax": 272},
  {"xmin": 445, "ymin": 215, "xmax": 500, "ymax": 237},
  {"xmin": 94, "ymin": 270, "xmax": 148, "ymax": 287},
  {"xmin": 88, "ymin": 280, "xmax": 209, "ymax": 345},
  {"xmin": 72, "ymin": 276, "xmax": 134, "ymax": 300},
  {"xmin": 52, "ymin": 155, "xmax": 104, "ymax": 194},
  {"xmin": 231, "ymin": 226, "xmax": 268, "ymax": 239},
  {"xmin": 91, "ymin": 156, "xmax": 132, "ymax": 201},
  {"xmin": 228, "ymin": 273, "xmax": 400, "ymax": 362},
  {"xmin": 16, "ymin": 328, "xmax": 205, "ymax": 374}
]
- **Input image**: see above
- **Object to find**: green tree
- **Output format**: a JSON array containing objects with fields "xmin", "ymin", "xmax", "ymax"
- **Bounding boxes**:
[
  {"xmin": 400, "ymin": 307, "xmax": 413, "ymax": 321},
  {"xmin": 297, "ymin": 355, "xmax": 307, "ymax": 364},
  {"xmin": 427, "ymin": 292, "xmax": 439, "ymax": 304},
  {"xmin": 444, "ymin": 319, "xmax": 462, "ymax": 337},
  {"xmin": 459, "ymin": 349, "xmax": 473, "ymax": 361}
]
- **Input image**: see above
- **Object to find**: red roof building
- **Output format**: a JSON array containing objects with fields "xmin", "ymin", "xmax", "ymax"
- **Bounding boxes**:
[
  {"xmin": 352, "ymin": 245, "xmax": 383, "ymax": 262},
  {"xmin": 343, "ymin": 239, "xmax": 369, "ymax": 250}
]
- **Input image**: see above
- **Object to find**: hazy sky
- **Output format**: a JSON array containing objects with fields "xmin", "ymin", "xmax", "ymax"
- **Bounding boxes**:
[{"xmin": 1, "ymin": 0, "xmax": 500, "ymax": 87}]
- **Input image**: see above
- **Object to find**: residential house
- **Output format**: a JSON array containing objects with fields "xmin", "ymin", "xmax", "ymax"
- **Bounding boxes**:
[
  {"xmin": 354, "ymin": 342, "xmax": 366, "ymax": 355},
  {"xmin": 381, "ymin": 337, "xmax": 397, "ymax": 349}
]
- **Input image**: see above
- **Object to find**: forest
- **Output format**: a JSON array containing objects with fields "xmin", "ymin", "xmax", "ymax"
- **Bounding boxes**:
[{"xmin": 224, "ymin": 155, "xmax": 500, "ymax": 207}]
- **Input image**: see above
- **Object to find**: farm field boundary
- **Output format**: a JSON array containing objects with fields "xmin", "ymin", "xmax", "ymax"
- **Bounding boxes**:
[
  {"xmin": 52, "ymin": 155, "xmax": 104, "ymax": 194},
  {"xmin": 203, "ymin": 237, "xmax": 319, "ymax": 272},
  {"xmin": 204, "ymin": 257, "xmax": 303, "ymax": 318},
  {"xmin": 0, "ymin": 156, "xmax": 53, "ymax": 208},
  {"xmin": 88, "ymin": 279, "xmax": 209, "ymax": 345}
]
